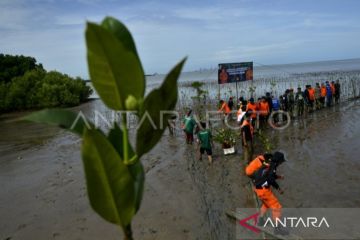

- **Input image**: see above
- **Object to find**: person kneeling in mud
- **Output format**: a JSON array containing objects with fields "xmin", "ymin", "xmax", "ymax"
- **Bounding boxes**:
[
  {"xmin": 197, "ymin": 122, "xmax": 214, "ymax": 164},
  {"xmin": 245, "ymin": 152, "xmax": 288, "ymax": 235}
]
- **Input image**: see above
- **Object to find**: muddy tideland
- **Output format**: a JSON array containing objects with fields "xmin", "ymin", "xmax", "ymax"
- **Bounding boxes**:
[{"xmin": 1, "ymin": 98, "xmax": 360, "ymax": 240}]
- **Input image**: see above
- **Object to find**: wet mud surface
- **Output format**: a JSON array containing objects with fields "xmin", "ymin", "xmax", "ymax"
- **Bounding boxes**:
[
  {"xmin": 1, "ymin": 99, "xmax": 360, "ymax": 239},
  {"xmin": 269, "ymin": 100, "xmax": 360, "ymax": 208}
]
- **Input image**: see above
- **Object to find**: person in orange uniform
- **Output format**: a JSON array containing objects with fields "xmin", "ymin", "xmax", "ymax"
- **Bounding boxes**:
[
  {"xmin": 320, "ymin": 83, "xmax": 327, "ymax": 108},
  {"xmin": 241, "ymin": 112, "xmax": 254, "ymax": 163},
  {"xmin": 246, "ymin": 98, "xmax": 258, "ymax": 128},
  {"xmin": 246, "ymin": 152, "xmax": 287, "ymax": 235},
  {"xmin": 218, "ymin": 100, "xmax": 231, "ymax": 115},
  {"xmin": 330, "ymin": 81, "xmax": 336, "ymax": 103},
  {"xmin": 218, "ymin": 100, "xmax": 231, "ymax": 122},
  {"xmin": 258, "ymin": 97, "xmax": 270, "ymax": 129},
  {"xmin": 308, "ymin": 85, "xmax": 315, "ymax": 112}
]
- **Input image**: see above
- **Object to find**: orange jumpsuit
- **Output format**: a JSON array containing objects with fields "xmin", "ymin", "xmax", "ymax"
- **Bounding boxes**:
[
  {"xmin": 245, "ymin": 155, "xmax": 265, "ymax": 176},
  {"xmin": 308, "ymin": 88, "xmax": 315, "ymax": 101},
  {"xmin": 321, "ymin": 86, "xmax": 327, "ymax": 97},
  {"xmin": 218, "ymin": 102, "xmax": 231, "ymax": 115},
  {"xmin": 259, "ymin": 101, "xmax": 269, "ymax": 117},
  {"xmin": 330, "ymin": 83, "xmax": 336, "ymax": 95},
  {"xmin": 246, "ymin": 102, "xmax": 258, "ymax": 119},
  {"xmin": 255, "ymin": 188, "xmax": 282, "ymax": 220},
  {"xmin": 246, "ymin": 155, "xmax": 282, "ymax": 220}
]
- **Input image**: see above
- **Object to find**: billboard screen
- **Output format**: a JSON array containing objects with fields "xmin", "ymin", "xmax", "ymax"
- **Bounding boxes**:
[{"xmin": 218, "ymin": 62, "xmax": 253, "ymax": 84}]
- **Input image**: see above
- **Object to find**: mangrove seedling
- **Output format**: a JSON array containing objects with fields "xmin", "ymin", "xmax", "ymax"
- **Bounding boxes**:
[{"xmin": 22, "ymin": 17, "xmax": 186, "ymax": 240}]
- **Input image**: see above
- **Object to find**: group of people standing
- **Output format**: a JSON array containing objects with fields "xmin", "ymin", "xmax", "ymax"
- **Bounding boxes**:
[
  {"xmin": 276, "ymin": 80, "xmax": 341, "ymax": 117},
  {"xmin": 219, "ymin": 80, "xmax": 341, "ymax": 123},
  {"xmin": 216, "ymin": 80, "xmax": 342, "ymax": 163}
]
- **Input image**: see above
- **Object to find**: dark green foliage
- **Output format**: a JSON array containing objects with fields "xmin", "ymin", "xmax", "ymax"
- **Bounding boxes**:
[
  {"xmin": 0, "ymin": 54, "xmax": 43, "ymax": 83},
  {"xmin": 0, "ymin": 56, "xmax": 92, "ymax": 113}
]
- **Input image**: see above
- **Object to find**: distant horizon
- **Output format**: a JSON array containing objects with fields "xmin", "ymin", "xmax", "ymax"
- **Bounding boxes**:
[
  {"xmin": 135, "ymin": 57, "xmax": 360, "ymax": 76},
  {"xmin": 180, "ymin": 57, "xmax": 360, "ymax": 73},
  {"xmin": 2, "ymin": 52, "xmax": 359, "ymax": 77}
]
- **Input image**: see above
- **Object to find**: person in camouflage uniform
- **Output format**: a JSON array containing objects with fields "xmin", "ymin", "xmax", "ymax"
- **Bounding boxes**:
[{"xmin": 295, "ymin": 87, "xmax": 305, "ymax": 117}]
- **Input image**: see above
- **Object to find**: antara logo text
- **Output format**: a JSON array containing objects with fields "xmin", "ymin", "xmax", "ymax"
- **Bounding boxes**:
[{"xmin": 263, "ymin": 217, "xmax": 330, "ymax": 228}]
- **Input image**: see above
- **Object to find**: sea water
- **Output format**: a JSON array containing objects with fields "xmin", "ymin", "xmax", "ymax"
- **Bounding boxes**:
[{"xmin": 88, "ymin": 58, "xmax": 360, "ymax": 100}]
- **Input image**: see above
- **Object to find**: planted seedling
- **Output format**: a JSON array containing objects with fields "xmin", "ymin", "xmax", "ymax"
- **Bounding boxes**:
[{"xmin": 23, "ymin": 17, "xmax": 186, "ymax": 240}]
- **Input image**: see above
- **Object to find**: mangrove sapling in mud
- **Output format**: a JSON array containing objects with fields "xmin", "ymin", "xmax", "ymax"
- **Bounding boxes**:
[
  {"xmin": 257, "ymin": 129, "xmax": 274, "ymax": 153},
  {"xmin": 190, "ymin": 81, "xmax": 209, "ymax": 120},
  {"xmin": 248, "ymin": 85, "xmax": 256, "ymax": 99},
  {"xmin": 22, "ymin": 17, "xmax": 186, "ymax": 240}
]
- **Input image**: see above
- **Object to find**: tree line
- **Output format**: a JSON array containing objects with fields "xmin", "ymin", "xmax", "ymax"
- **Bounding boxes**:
[{"xmin": 0, "ymin": 54, "xmax": 92, "ymax": 113}]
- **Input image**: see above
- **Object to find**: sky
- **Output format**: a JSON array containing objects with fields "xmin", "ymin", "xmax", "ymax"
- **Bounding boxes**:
[{"xmin": 1, "ymin": 0, "xmax": 360, "ymax": 78}]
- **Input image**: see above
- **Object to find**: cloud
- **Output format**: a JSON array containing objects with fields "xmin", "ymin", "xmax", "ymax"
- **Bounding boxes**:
[
  {"xmin": 211, "ymin": 40, "xmax": 310, "ymax": 62},
  {"xmin": 1, "ymin": 0, "xmax": 360, "ymax": 75}
]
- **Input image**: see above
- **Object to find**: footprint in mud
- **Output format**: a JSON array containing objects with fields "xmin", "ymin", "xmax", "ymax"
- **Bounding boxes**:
[
  {"xmin": 48, "ymin": 182, "xmax": 59, "ymax": 187},
  {"xmin": 183, "ymin": 229, "xmax": 189, "ymax": 233},
  {"xmin": 76, "ymin": 217, "xmax": 87, "ymax": 223},
  {"xmin": 52, "ymin": 233, "xmax": 60, "ymax": 238},
  {"xmin": 17, "ymin": 224, "xmax": 26, "ymax": 230},
  {"xmin": 63, "ymin": 178, "xmax": 75, "ymax": 185},
  {"xmin": 149, "ymin": 228, "xmax": 157, "ymax": 234}
]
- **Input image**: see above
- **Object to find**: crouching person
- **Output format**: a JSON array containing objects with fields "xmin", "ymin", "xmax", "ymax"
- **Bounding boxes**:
[{"xmin": 245, "ymin": 152, "xmax": 288, "ymax": 235}]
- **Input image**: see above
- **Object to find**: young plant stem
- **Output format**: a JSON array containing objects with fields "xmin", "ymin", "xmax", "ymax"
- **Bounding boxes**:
[
  {"xmin": 123, "ymin": 224, "xmax": 133, "ymax": 240},
  {"xmin": 122, "ymin": 112, "xmax": 129, "ymax": 164}
]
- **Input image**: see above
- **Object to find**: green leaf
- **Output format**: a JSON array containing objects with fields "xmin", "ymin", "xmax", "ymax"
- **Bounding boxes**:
[
  {"xmin": 136, "ymin": 58, "xmax": 186, "ymax": 157},
  {"xmin": 21, "ymin": 109, "xmax": 92, "ymax": 136},
  {"xmin": 101, "ymin": 17, "xmax": 140, "ymax": 62},
  {"xmin": 107, "ymin": 124, "xmax": 144, "ymax": 212},
  {"xmin": 82, "ymin": 128, "xmax": 135, "ymax": 227},
  {"xmin": 86, "ymin": 21, "xmax": 145, "ymax": 111},
  {"xmin": 127, "ymin": 161, "xmax": 144, "ymax": 212}
]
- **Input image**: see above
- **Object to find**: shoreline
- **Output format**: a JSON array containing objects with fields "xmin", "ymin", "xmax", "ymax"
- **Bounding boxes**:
[{"xmin": 0, "ymin": 98, "xmax": 97, "ymax": 122}]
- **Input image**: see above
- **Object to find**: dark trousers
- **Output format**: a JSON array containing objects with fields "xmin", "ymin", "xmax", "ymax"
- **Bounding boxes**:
[{"xmin": 242, "ymin": 141, "xmax": 253, "ymax": 163}]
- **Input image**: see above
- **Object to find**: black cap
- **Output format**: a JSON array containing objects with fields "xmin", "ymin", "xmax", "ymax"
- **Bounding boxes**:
[{"xmin": 272, "ymin": 151, "xmax": 286, "ymax": 164}]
